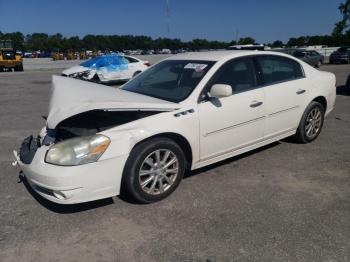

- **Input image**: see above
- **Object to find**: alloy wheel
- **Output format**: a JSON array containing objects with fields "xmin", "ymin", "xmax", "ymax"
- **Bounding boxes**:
[
  {"xmin": 138, "ymin": 149, "xmax": 179, "ymax": 195},
  {"xmin": 305, "ymin": 107, "xmax": 322, "ymax": 139}
]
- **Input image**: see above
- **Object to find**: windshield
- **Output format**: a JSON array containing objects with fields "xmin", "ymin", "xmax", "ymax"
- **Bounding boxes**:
[{"xmin": 122, "ymin": 60, "xmax": 215, "ymax": 102}]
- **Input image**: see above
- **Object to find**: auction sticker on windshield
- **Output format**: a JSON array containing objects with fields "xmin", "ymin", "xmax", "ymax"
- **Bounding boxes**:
[{"xmin": 184, "ymin": 63, "xmax": 208, "ymax": 72}]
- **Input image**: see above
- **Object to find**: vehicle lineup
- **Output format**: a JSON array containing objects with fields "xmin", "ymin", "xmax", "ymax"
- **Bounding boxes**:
[
  {"xmin": 13, "ymin": 50, "xmax": 336, "ymax": 204},
  {"xmin": 329, "ymin": 47, "xmax": 350, "ymax": 64},
  {"xmin": 292, "ymin": 50, "xmax": 324, "ymax": 68},
  {"xmin": 61, "ymin": 54, "xmax": 150, "ymax": 83}
]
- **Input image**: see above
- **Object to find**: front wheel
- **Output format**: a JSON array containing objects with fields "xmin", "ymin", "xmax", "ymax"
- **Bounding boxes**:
[
  {"xmin": 122, "ymin": 137, "xmax": 186, "ymax": 203},
  {"xmin": 294, "ymin": 101, "xmax": 325, "ymax": 143},
  {"xmin": 14, "ymin": 64, "xmax": 24, "ymax": 71}
]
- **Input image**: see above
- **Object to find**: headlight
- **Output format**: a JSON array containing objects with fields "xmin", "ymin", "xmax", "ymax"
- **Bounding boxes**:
[
  {"xmin": 45, "ymin": 134, "xmax": 110, "ymax": 166},
  {"xmin": 69, "ymin": 70, "xmax": 91, "ymax": 78}
]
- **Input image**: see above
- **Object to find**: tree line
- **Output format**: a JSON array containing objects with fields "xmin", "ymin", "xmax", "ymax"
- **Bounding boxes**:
[
  {"xmin": 1, "ymin": 1, "xmax": 349, "ymax": 52},
  {"xmin": 1, "ymin": 31, "xmax": 349, "ymax": 52}
]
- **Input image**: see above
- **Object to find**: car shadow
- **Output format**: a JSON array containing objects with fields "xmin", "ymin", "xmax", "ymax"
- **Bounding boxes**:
[
  {"xmin": 337, "ymin": 85, "xmax": 350, "ymax": 96},
  {"xmin": 18, "ymin": 173, "xmax": 114, "ymax": 214}
]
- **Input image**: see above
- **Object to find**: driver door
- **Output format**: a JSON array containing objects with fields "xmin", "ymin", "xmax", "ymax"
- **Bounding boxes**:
[{"xmin": 198, "ymin": 58, "xmax": 265, "ymax": 162}]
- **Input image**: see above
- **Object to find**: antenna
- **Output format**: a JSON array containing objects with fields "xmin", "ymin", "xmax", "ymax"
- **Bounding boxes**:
[{"xmin": 166, "ymin": 0, "xmax": 170, "ymax": 35}]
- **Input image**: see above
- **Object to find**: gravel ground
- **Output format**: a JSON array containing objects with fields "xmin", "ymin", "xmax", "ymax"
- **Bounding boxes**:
[{"xmin": 0, "ymin": 58, "xmax": 349, "ymax": 262}]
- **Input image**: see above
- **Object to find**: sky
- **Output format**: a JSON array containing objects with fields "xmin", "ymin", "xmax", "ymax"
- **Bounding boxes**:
[{"xmin": 0, "ymin": 0, "xmax": 344, "ymax": 43}]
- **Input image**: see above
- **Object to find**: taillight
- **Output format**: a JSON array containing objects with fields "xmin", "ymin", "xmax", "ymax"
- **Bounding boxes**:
[{"xmin": 144, "ymin": 62, "xmax": 151, "ymax": 67}]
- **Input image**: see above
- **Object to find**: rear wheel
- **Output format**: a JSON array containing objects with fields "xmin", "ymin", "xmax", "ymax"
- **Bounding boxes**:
[
  {"xmin": 122, "ymin": 137, "xmax": 186, "ymax": 203},
  {"xmin": 294, "ymin": 101, "xmax": 325, "ymax": 143},
  {"xmin": 132, "ymin": 70, "xmax": 142, "ymax": 78},
  {"xmin": 14, "ymin": 64, "xmax": 23, "ymax": 71}
]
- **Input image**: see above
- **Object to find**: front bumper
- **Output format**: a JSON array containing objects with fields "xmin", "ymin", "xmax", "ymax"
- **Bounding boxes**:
[{"xmin": 14, "ymin": 144, "xmax": 128, "ymax": 204}]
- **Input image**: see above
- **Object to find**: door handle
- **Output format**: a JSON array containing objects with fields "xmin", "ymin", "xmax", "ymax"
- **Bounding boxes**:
[
  {"xmin": 250, "ymin": 101, "xmax": 263, "ymax": 108},
  {"xmin": 296, "ymin": 89, "xmax": 306, "ymax": 95}
]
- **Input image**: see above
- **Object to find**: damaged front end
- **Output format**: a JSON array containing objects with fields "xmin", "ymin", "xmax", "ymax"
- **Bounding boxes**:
[
  {"xmin": 46, "ymin": 109, "xmax": 162, "ymax": 143},
  {"xmin": 12, "ymin": 75, "xmax": 180, "ymax": 203}
]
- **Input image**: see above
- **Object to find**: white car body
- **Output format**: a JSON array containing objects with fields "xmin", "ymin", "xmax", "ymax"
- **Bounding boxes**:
[
  {"xmin": 61, "ymin": 55, "xmax": 149, "ymax": 83},
  {"xmin": 14, "ymin": 51, "xmax": 336, "ymax": 204}
]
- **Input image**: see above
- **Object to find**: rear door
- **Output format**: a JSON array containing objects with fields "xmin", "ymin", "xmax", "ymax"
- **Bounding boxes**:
[{"xmin": 254, "ymin": 55, "xmax": 308, "ymax": 137}]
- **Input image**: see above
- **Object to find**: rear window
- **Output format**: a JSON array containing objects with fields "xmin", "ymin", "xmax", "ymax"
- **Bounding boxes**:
[{"xmin": 256, "ymin": 56, "xmax": 303, "ymax": 85}]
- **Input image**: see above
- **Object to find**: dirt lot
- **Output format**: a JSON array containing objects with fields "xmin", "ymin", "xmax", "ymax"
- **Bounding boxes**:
[{"xmin": 0, "ymin": 58, "xmax": 349, "ymax": 262}]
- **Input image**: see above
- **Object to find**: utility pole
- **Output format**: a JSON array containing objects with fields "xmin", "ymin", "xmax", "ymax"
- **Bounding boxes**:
[{"xmin": 166, "ymin": 0, "xmax": 170, "ymax": 35}]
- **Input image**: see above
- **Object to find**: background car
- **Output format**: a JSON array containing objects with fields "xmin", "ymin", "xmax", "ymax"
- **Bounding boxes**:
[
  {"xmin": 329, "ymin": 47, "xmax": 350, "ymax": 64},
  {"xmin": 293, "ymin": 50, "xmax": 324, "ymax": 67},
  {"xmin": 61, "ymin": 54, "xmax": 150, "ymax": 84}
]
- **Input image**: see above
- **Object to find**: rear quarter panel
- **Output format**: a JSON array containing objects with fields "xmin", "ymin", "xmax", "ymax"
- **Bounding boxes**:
[{"xmin": 303, "ymin": 62, "xmax": 336, "ymax": 115}]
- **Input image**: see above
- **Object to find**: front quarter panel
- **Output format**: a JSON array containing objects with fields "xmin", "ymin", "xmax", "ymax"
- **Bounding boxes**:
[{"xmin": 100, "ymin": 108, "xmax": 200, "ymax": 168}]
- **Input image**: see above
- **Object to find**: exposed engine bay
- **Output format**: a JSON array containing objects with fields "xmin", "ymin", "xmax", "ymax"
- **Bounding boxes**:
[{"xmin": 53, "ymin": 110, "xmax": 161, "ymax": 142}]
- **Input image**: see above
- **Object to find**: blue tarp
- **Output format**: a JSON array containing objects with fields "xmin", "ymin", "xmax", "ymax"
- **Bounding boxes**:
[{"xmin": 80, "ymin": 54, "xmax": 129, "ymax": 72}]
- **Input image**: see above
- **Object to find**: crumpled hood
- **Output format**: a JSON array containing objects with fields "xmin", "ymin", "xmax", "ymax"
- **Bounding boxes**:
[
  {"xmin": 62, "ymin": 65, "xmax": 91, "ymax": 76},
  {"xmin": 47, "ymin": 76, "xmax": 179, "ymax": 128}
]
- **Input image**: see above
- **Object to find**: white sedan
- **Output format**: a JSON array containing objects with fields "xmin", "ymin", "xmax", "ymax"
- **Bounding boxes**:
[
  {"xmin": 61, "ymin": 54, "xmax": 150, "ymax": 84},
  {"xmin": 14, "ymin": 51, "xmax": 336, "ymax": 204}
]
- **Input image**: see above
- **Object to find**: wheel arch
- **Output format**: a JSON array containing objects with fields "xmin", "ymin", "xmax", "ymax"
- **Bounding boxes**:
[
  {"xmin": 311, "ymin": 96, "xmax": 327, "ymax": 111},
  {"xmin": 132, "ymin": 132, "xmax": 193, "ymax": 170}
]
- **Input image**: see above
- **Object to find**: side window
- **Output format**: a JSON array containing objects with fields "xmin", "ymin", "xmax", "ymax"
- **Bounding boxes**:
[
  {"xmin": 207, "ymin": 58, "xmax": 257, "ymax": 94},
  {"xmin": 256, "ymin": 56, "xmax": 303, "ymax": 85}
]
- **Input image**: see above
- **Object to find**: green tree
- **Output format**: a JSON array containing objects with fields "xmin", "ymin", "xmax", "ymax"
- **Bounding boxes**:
[
  {"xmin": 333, "ymin": 0, "xmax": 350, "ymax": 35},
  {"xmin": 238, "ymin": 37, "xmax": 256, "ymax": 45},
  {"xmin": 271, "ymin": 40, "xmax": 284, "ymax": 48}
]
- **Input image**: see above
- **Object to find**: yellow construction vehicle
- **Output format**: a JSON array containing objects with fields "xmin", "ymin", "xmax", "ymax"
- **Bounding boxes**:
[
  {"xmin": 52, "ymin": 52, "xmax": 64, "ymax": 61},
  {"xmin": 0, "ymin": 40, "xmax": 23, "ymax": 71}
]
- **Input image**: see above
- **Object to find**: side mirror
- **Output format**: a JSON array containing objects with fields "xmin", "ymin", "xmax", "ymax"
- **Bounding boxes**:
[{"xmin": 209, "ymin": 84, "xmax": 232, "ymax": 98}]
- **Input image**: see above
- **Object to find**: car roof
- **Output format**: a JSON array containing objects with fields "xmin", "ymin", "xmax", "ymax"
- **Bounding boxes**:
[{"xmin": 166, "ymin": 50, "xmax": 295, "ymax": 62}]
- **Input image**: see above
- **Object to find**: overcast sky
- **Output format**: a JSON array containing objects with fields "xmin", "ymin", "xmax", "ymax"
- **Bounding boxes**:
[{"xmin": 0, "ymin": 0, "xmax": 344, "ymax": 43}]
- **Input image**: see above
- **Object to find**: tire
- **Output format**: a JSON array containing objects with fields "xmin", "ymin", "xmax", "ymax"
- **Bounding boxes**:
[
  {"xmin": 132, "ymin": 71, "xmax": 141, "ymax": 78},
  {"xmin": 14, "ymin": 64, "xmax": 24, "ymax": 72},
  {"xmin": 346, "ymin": 75, "xmax": 350, "ymax": 89},
  {"xmin": 91, "ymin": 74, "xmax": 101, "ymax": 84},
  {"xmin": 122, "ymin": 137, "xmax": 186, "ymax": 203},
  {"xmin": 294, "ymin": 101, "xmax": 325, "ymax": 143},
  {"xmin": 316, "ymin": 61, "xmax": 322, "ymax": 68}
]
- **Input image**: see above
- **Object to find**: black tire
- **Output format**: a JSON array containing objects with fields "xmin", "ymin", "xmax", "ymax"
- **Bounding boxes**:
[
  {"xmin": 294, "ymin": 101, "xmax": 325, "ymax": 143},
  {"xmin": 316, "ymin": 61, "xmax": 322, "ymax": 68},
  {"xmin": 346, "ymin": 75, "xmax": 350, "ymax": 89},
  {"xmin": 122, "ymin": 137, "xmax": 186, "ymax": 203},
  {"xmin": 91, "ymin": 74, "xmax": 101, "ymax": 84},
  {"xmin": 14, "ymin": 64, "xmax": 24, "ymax": 72},
  {"xmin": 132, "ymin": 71, "xmax": 141, "ymax": 78}
]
